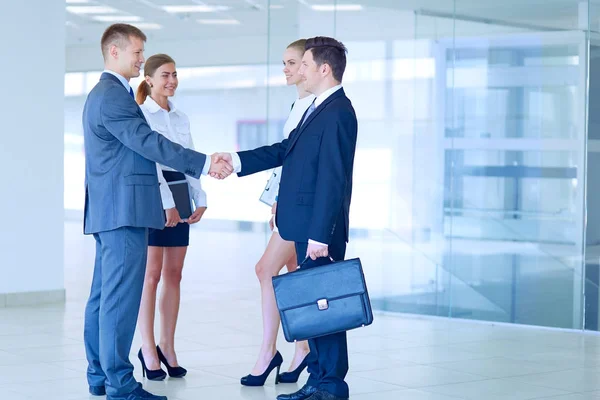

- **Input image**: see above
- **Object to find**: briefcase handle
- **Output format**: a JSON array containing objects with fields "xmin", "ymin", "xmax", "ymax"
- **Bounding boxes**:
[{"xmin": 298, "ymin": 255, "xmax": 335, "ymax": 269}]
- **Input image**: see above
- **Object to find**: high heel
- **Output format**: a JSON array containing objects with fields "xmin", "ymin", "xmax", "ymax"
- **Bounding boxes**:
[
  {"xmin": 137, "ymin": 349, "xmax": 167, "ymax": 381},
  {"xmin": 157, "ymin": 345, "xmax": 187, "ymax": 378},
  {"xmin": 278, "ymin": 353, "xmax": 309, "ymax": 383},
  {"xmin": 240, "ymin": 351, "xmax": 284, "ymax": 387}
]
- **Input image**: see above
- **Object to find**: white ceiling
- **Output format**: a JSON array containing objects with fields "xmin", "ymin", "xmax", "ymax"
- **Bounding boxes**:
[{"xmin": 65, "ymin": 0, "xmax": 600, "ymax": 48}]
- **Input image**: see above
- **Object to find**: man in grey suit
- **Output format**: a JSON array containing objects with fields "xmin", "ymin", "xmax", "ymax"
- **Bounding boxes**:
[{"xmin": 82, "ymin": 24, "xmax": 231, "ymax": 400}]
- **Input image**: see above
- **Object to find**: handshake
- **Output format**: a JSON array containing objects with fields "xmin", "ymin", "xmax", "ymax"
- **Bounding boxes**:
[{"xmin": 208, "ymin": 152, "xmax": 235, "ymax": 180}]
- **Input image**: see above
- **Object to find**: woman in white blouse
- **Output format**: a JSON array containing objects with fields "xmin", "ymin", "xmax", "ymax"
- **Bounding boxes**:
[
  {"xmin": 240, "ymin": 39, "xmax": 316, "ymax": 387},
  {"xmin": 135, "ymin": 54, "xmax": 206, "ymax": 380}
]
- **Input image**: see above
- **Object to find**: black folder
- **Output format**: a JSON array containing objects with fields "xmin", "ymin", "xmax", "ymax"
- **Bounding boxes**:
[
  {"xmin": 161, "ymin": 170, "xmax": 194, "ymax": 219},
  {"xmin": 167, "ymin": 180, "xmax": 194, "ymax": 219}
]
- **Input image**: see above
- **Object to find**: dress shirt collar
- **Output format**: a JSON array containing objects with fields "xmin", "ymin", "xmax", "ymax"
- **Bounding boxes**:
[
  {"xmin": 102, "ymin": 69, "xmax": 131, "ymax": 92},
  {"xmin": 314, "ymin": 84, "xmax": 343, "ymax": 108},
  {"xmin": 143, "ymin": 96, "xmax": 178, "ymax": 115}
]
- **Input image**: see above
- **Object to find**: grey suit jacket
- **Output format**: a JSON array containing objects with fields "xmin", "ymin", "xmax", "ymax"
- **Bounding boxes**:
[{"xmin": 82, "ymin": 73, "xmax": 207, "ymax": 234}]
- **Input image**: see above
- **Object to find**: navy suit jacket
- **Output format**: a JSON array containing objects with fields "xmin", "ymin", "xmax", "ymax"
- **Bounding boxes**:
[
  {"xmin": 82, "ymin": 73, "xmax": 207, "ymax": 234},
  {"xmin": 238, "ymin": 88, "xmax": 358, "ymax": 245}
]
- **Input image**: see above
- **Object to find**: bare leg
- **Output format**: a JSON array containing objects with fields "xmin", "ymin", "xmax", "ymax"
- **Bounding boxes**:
[
  {"xmin": 138, "ymin": 246, "xmax": 164, "ymax": 370},
  {"xmin": 251, "ymin": 232, "xmax": 296, "ymax": 376},
  {"xmin": 284, "ymin": 253, "xmax": 310, "ymax": 372},
  {"xmin": 158, "ymin": 246, "xmax": 187, "ymax": 367}
]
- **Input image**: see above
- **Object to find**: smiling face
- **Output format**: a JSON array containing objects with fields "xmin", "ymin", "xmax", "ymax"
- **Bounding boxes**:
[
  {"xmin": 299, "ymin": 49, "xmax": 323, "ymax": 95},
  {"xmin": 282, "ymin": 47, "xmax": 304, "ymax": 86},
  {"xmin": 110, "ymin": 35, "xmax": 145, "ymax": 80},
  {"xmin": 146, "ymin": 62, "xmax": 178, "ymax": 97}
]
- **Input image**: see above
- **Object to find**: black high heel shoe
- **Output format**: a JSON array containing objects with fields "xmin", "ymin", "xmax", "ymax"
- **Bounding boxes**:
[
  {"xmin": 137, "ymin": 349, "xmax": 167, "ymax": 381},
  {"xmin": 156, "ymin": 345, "xmax": 187, "ymax": 378},
  {"xmin": 240, "ymin": 351, "xmax": 283, "ymax": 387},
  {"xmin": 278, "ymin": 353, "xmax": 309, "ymax": 383}
]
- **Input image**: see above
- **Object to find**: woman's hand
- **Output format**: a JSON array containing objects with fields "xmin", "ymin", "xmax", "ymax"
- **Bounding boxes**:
[
  {"xmin": 269, "ymin": 202, "xmax": 277, "ymax": 231},
  {"xmin": 165, "ymin": 207, "xmax": 182, "ymax": 228},
  {"xmin": 187, "ymin": 207, "xmax": 207, "ymax": 224}
]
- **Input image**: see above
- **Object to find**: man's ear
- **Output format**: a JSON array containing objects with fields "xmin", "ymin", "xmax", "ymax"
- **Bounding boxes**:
[{"xmin": 109, "ymin": 44, "xmax": 119, "ymax": 59}]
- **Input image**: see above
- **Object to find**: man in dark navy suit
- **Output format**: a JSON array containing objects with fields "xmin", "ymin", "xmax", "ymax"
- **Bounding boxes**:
[{"xmin": 217, "ymin": 36, "xmax": 357, "ymax": 400}]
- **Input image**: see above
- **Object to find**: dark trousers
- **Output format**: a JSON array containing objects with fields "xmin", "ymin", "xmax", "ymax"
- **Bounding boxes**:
[{"xmin": 294, "ymin": 241, "xmax": 349, "ymax": 399}]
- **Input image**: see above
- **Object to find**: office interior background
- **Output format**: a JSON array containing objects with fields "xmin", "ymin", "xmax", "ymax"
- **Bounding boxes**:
[
  {"xmin": 7, "ymin": 1, "xmax": 600, "ymax": 397},
  {"xmin": 60, "ymin": 0, "xmax": 600, "ymax": 331},
  {"xmin": 4, "ymin": 0, "xmax": 600, "ymax": 328},
  {"xmin": 7, "ymin": 0, "xmax": 600, "ymax": 400}
]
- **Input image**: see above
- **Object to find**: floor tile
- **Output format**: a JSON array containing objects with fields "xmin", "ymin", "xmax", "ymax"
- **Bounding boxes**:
[
  {"xmin": 420, "ymin": 378, "xmax": 571, "ymax": 400},
  {"xmin": 0, "ymin": 222, "xmax": 597, "ymax": 400}
]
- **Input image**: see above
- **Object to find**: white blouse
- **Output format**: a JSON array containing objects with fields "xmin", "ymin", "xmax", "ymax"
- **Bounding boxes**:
[{"xmin": 139, "ymin": 96, "xmax": 207, "ymax": 209}]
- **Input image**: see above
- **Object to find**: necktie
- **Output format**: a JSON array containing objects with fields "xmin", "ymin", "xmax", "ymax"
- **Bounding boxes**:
[
  {"xmin": 129, "ymin": 87, "xmax": 134, "ymax": 99},
  {"xmin": 301, "ymin": 100, "xmax": 316, "ymax": 126}
]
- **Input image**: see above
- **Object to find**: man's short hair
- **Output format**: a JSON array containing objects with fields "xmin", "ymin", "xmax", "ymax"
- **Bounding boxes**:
[
  {"xmin": 100, "ymin": 24, "xmax": 147, "ymax": 60},
  {"xmin": 305, "ymin": 37, "xmax": 348, "ymax": 82}
]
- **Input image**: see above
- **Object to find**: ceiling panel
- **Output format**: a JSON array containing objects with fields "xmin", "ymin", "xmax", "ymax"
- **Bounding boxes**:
[{"xmin": 65, "ymin": 0, "xmax": 598, "ymax": 47}]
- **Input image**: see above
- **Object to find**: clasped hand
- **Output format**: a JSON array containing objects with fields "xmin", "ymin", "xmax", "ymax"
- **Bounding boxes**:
[{"xmin": 209, "ymin": 153, "xmax": 234, "ymax": 180}]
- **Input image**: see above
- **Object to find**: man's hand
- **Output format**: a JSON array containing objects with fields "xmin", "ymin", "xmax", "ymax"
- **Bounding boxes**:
[
  {"xmin": 209, "ymin": 153, "xmax": 233, "ymax": 179},
  {"xmin": 307, "ymin": 242, "xmax": 329, "ymax": 260},
  {"xmin": 165, "ymin": 207, "xmax": 182, "ymax": 228},
  {"xmin": 187, "ymin": 207, "xmax": 207, "ymax": 224}
]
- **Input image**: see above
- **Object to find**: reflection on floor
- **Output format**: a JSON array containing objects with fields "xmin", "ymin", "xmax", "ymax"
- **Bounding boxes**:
[{"xmin": 0, "ymin": 222, "xmax": 599, "ymax": 399}]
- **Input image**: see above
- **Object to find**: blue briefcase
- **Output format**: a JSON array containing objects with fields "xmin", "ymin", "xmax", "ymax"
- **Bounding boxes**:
[{"xmin": 272, "ymin": 257, "xmax": 374, "ymax": 342}]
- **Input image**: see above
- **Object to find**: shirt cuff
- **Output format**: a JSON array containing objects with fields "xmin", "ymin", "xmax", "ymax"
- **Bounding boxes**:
[
  {"xmin": 231, "ymin": 152, "xmax": 242, "ymax": 173},
  {"xmin": 162, "ymin": 199, "xmax": 176, "ymax": 210},
  {"xmin": 201, "ymin": 155, "xmax": 211, "ymax": 176},
  {"xmin": 308, "ymin": 239, "xmax": 328, "ymax": 247},
  {"xmin": 194, "ymin": 195, "xmax": 207, "ymax": 208}
]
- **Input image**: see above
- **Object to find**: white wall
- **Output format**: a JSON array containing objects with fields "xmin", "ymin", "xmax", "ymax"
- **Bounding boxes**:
[{"xmin": 0, "ymin": 1, "xmax": 65, "ymax": 297}]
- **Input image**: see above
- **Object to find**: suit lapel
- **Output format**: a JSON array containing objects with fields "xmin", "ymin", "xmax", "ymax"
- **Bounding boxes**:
[{"xmin": 285, "ymin": 88, "xmax": 345, "ymax": 157}]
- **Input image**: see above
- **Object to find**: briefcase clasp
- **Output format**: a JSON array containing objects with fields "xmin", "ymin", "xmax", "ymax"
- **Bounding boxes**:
[{"xmin": 317, "ymin": 299, "xmax": 329, "ymax": 310}]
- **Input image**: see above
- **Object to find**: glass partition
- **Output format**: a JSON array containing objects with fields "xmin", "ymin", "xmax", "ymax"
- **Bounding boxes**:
[{"xmin": 65, "ymin": 0, "xmax": 597, "ymax": 330}]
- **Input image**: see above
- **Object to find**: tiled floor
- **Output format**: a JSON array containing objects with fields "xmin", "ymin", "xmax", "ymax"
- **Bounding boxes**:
[{"xmin": 2, "ymin": 222, "xmax": 600, "ymax": 399}]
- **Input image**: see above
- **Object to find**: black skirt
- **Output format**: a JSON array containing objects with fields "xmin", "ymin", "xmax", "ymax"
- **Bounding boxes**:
[{"xmin": 148, "ymin": 171, "xmax": 191, "ymax": 247}]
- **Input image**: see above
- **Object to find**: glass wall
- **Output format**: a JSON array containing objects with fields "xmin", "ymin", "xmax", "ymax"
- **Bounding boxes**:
[
  {"xmin": 362, "ymin": 0, "xmax": 590, "ymax": 330},
  {"xmin": 65, "ymin": 0, "xmax": 599, "ymax": 330}
]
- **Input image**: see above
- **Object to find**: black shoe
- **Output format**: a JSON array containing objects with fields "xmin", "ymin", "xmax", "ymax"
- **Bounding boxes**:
[
  {"xmin": 137, "ymin": 348, "xmax": 167, "ymax": 381},
  {"xmin": 276, "ymin": 385, "xmax": 318, "ymax": 400},
  {"xmin": 240, "ymin": 351, "xmax": 283, "ymax": 386},
  {"xmin": 107, "ymin": 383, "xmax": 168, "ymax": 400},
  {"xmin": 306, "ymin": 390, "xmax": 348, "ymax": 400},
  {"xmin": 156, "ymin": 345, "xmax": 187, "ymax": 378},
  {"xmin": 89, "ymin": 385, "xmax": 106, "ymax": 396},
  {"xmin": 278, "ymin": 353, "xmax": 310, "ymax": 383}
]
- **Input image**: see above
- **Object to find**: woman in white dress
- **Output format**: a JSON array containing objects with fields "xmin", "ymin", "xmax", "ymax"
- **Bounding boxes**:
[
  {"xmin": 241, "ymin": 39, "xmax": 316, "ymax": 387},
  {"xmin": 135, "ymin": 54, "xmax": 207, "ymax": 380}
]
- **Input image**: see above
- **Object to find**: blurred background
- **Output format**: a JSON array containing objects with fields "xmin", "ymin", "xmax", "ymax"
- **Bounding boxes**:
[{"xmin": 58, "ymin": 0, "xmax": 600, "ymax": 331}]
